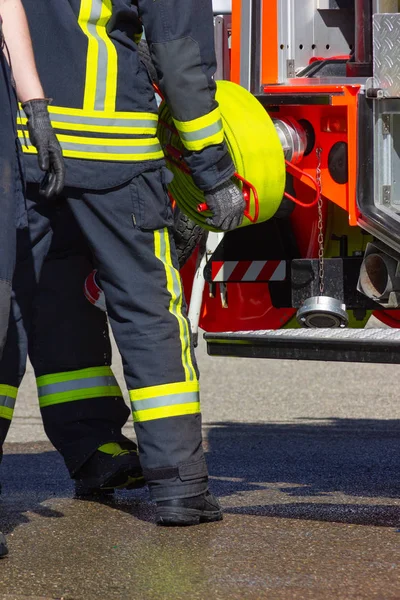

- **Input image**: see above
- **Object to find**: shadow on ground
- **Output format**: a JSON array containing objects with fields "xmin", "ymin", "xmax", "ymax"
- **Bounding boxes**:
[
  {"xmin": 0, "ymin": 442, "xmax": 154, "ymax": 538},
  {"xmin": 205, "ymin": 417, "xmax": 400, "ymax": 528},
  {"xmin": 206, "ymin": 418, "xmax": 400, "ymax": 497},
  {"xmin": 2, "ymin": 417, "xmax": 400, "ymax": 535}
]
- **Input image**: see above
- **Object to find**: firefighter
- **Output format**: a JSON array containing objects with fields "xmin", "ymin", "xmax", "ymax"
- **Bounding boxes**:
[
  {"xmin": 0, "ymin": 0, "xmax": 64, "ymax": 358},
  {"xmin": 0, "ymin": 0, "xmax": 64, "ymax": 557},
  {"xmin": 0, "ymin": 194, "xmax": 145, "ymax": 496},
  {"xmin": 11, "ymin": 0, "xmax": 245, "ymax": 526}
]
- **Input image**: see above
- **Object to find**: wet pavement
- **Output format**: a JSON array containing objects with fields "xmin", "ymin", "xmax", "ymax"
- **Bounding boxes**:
[{"xmin": 1, "ymin": 338, "xmax": 400, "ymax": 599}]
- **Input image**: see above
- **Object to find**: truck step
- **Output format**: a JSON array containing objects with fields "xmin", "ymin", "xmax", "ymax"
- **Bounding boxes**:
[{"xmin": 204, "ymin": 328, "xmax": 400, "ymax": 364}]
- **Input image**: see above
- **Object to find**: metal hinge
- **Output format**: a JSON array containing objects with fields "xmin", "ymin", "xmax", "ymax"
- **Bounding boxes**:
[
  {"xmin": 382, "ymin": 185, "xmax": 392, "ymax": 205},
  {"xmin": 286, "ymin": 59, "xmax": 295, "ymax": 78}
]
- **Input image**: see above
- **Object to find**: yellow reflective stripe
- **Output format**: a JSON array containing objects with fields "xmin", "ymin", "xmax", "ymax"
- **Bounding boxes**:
[
  {"xmin": 18, "ymin": 106, "xmax": 159, "ymax": 135},
  {"xmin": 37, "ymin": 367, "xmax": 122, "ymax": 408},
  {"xmin": 18, "ymin": 131, "xmax": 163, "ymax": 147},
  {"xmin": 133, "ymin": 402, "xmax": 200, "ymax": 422},
  {"xmin": 0, "ymin": 385, "xmax": 17, "ymax": 399},
  {"xmin": 78, "ymin": 0, "xmax": 118, "ymax": 112},
  {"xmin": 154, "ymin": 229, "xmax": 196, "ymax": 381},
  {"xmin": 20, "ymin": 146, "xmax": 164, "ymax": 162},
  {"xmin": 175, "ymin": 125, "xmax": 224, "ymax": 152},
  {"xmin": 38, "ymin": 375, "xmax": 121, "ymax": 398},
  {"xmin": 173, "ymin": 108, "xmax": 222, "ymax": 133},
  {"xmin": 97, "ymin": 0, "xmax": 118, "ymax": 112},
  {"xmin": 18, "ymin": 120, "xmax": 158, "ymax": 136},
  {"xmin": 78, "ymin": 0, "xmax": 98, "ymax": 111},
  {"xmin": 173, "ymin": 107, "xmax": 224, "ymax": 151},
  {"xmin": 179, "ymin": 130, "xmax": 224, "ymax": 152},
  {"xmin": 131, "ymin": 391, "xmax": 199, "ymax": 414},
  {"xmin": 48, "ymin": 107, "xmax": 157, "ymax": 120},
  {"xmin": 39, "ymin": 386, "xmax": 122, "ymax": 408},
  {"xmin": 130, "ymin": 381, "xmax": 199, "ymax": 402},
  {"xmin": 48, "ymin": 134, "xmax": 161, "ymax": 147},
  {"xmin": 0, "ymin": 384, "xmax": 17, "ymax": 420},
  {"xmin": 130, "ymin": 382, "xmax": 200, "ymax": 422},
  {"xmin": 44, "ymin": 122, "xmax": 156, "ymax": 135},
  {"xmin": 163, "ymin": 229, "xmax": 197, "ymax": 382},
  {"xmin": 36, "ymin": 366, "xmax": 114, "ymax": 387},
  {"xmin": 62, "ymin": 149, "xmax": 163, "ymax": 161},
  {"xmin": 18, "ymin": 132, "xmax": 164, "ymax": 162},
  {"xmin": 0, "ymin": 406, "xmax": 13, "ymax": 421},
  {"xmin": 19, "ymin": 105, "xmax": 159, "ymax": 120}
]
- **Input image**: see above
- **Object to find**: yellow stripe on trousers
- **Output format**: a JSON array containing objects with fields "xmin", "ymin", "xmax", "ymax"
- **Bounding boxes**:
[
  {"xmin": 0, "ymin": 384, "xmax": 17, "ymax": 421},
  {"xmin": 78, "ymin": 0, "xmax": 118, "ymax": 112},
  {"xmin": 154, "ymin": 229, "xmax": 197, "ymax": 382},
  {"xmin": 130, "ymin": 382, "xmax": 200, "ymax": 423}
]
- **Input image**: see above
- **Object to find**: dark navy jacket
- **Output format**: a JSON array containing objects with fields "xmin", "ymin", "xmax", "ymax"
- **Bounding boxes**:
[{"xmin": 20, "ymin": 0, "xmax": 234, "ymax": 190}]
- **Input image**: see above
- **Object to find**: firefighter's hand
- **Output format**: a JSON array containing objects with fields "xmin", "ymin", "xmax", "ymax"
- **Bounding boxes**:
[
  {"xmin": 204, "ymin": 180, "xmax": 246, "ymax": 231},
  {"xmin": 22, "ymin": 99, "xmax": 65, "ymax": 198}
]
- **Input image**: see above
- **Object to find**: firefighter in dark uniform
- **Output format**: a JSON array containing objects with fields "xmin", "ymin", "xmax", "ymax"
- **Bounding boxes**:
[
  {"xmin": 0, "ymin": 0, "xmax": 64, "ymax": 557},
  {"xmin": 3, "ymin": 0, "xmax": 245, "ymax": 526},
  {"xmin": 1, "ymin": 197, "xmax": 147, "ymax": 497}
]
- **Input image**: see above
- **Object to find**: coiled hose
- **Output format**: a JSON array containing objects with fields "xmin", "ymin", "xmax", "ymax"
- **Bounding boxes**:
[{"xmin": 157, "ymin": 80, "xmax": 286, "ymax": 231}]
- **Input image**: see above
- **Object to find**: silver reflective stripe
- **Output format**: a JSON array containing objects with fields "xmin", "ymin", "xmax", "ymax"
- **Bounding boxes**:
[
  {"xmin": 131, "ymin": 391, "xmax": 199, "ymax": 412},
  {"xmin": 158, "ymin": 231, "xmax": 196, "ymax": 381},
  {"xmin": 178, "ymin": 120, "xmax": 223, "ymax": 143},
  {"xmin": 60, "ymin": 141, "xmax": 162, "ymax": 154},
  {"xmin": 37, "ymin": 375, "xmax": 119, "ymax": 398},
  {"xmin": 22, "ymin": 137, "xmax": 163, "ymax": 156},
  {"xmin": 20, "ymin": 110, "xmax": 157, "ymax": 130},
  {"xmin": 0, "ymin": 396, "xmax": 15, "ymax": 410},
  {"xmin": 52, "ymin": 115, "xmax": 157, "ymax": 129},
  {"xmin": 87, "ymin": 1, "xmax": 108, "ymax": 111}
]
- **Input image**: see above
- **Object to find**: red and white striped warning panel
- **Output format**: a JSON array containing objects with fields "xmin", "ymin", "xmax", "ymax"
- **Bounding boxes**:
[{"xmin": 211, "ymin": 260, "xmax": 286, "ymax": 282}]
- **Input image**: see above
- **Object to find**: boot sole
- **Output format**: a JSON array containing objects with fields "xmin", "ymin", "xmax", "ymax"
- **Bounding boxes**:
[
  {"xmin": 74, "ymin": 485, "xmax": 115, "ymax": 498},
  {"xmin": 156, "ymin": 507, "xmax": 223, "ymax": 526}
]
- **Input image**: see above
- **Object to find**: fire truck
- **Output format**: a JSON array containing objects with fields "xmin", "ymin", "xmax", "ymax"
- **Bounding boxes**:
[{"xmin": 161, "ymin": 0, "xmax": 400, "ymax": 366}]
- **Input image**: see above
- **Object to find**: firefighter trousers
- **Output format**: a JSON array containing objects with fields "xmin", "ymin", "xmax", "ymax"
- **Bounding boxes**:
[
  {"xmin": 64, "ymin": 166, "xmax": 208, "ymax": 501},
  {"xmin": 0, "ymin": 51, "xmax": 28, "ymax": 471},
  {"xmin": 0, "ymin": 187, "xmax": 132, "ymax": 475},
  {"xmin": 0, "ymin": 52, "xmax": 25, "ymax": 360}
]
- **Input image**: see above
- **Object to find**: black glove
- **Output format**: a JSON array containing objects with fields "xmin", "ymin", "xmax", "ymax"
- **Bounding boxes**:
[
  {"xmin": 204, "ymin": 180, "xmax": 246, "ymax": 231},
  {"xmin": 22, "ymin": 99, "xmax": 65, "ymax": 198}
]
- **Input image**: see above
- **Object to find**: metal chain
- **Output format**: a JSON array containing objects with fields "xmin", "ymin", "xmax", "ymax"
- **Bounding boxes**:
[{"xmin": 316, "ymin": 147, "xmax": 324, "ymax": 295}]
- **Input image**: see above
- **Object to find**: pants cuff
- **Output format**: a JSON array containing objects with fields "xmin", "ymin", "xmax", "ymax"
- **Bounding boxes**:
[
  {"xmin": 145, "ymin": 456, "xmax": 209, "ymax": 501},
  {"xmin": 148, "ymin": 478, "xmax": 209, "ymax": 502}
]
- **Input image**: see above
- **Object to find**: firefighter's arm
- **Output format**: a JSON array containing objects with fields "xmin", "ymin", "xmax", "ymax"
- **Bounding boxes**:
[
  {"xmin": 0, "ymin": 0, "xmax": 65, "ymax": 196},
  {"xmin": 137, "ymin": 0, "xmax": 235, "ymax": 192},
  {"xmin": 137, "ymin": 0, "xmax": 244, "ymax": 229},
  {"xmin": 0, "ymin": 0, "xmax": 44, "ymax": 102}
]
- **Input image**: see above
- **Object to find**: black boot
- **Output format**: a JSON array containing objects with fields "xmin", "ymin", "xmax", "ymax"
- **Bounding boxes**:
[
  {"xmin": 0, "ymin": 532, "xmax": 8, "ymax": 558},
  {"xmin": 74, "ymin": 442, "xmax": 145, "ymax": 497},
  {"xmin": 156, "ymin": 491, "xmax": 223, "ymax": 526}
]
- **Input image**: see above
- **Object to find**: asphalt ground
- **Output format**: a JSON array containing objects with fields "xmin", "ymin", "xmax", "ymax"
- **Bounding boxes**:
[{"xmin": 1, "ymin": 334, "xmax": 400, "ymax": 599}]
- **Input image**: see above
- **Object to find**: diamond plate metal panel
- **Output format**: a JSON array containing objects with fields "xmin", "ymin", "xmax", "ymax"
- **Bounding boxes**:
[
  {"xmin": 373, "ymin": 13, "xmax": 400, "ymax": 97},
  {"xmin": 207, "ymin": 328, "xmax": 400, "ymax": 343}
]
